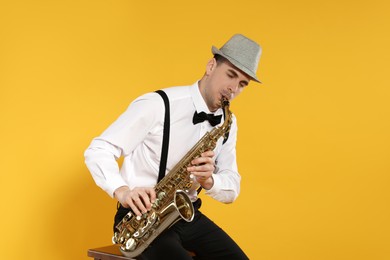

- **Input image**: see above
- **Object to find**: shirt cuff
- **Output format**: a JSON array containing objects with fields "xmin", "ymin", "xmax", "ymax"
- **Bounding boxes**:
[
  {"xmin": 205, "ymin": 173, "xmax": 222, "ymax": 195},
  {"xmin": 105, "ymin": 176, "xmax": 128, "ymax": 198}
]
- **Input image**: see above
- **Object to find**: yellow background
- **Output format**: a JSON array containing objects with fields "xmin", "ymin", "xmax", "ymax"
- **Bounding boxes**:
[{"xmin": 1, "ymin": 0, "xmax": 389, "ymax": 259}]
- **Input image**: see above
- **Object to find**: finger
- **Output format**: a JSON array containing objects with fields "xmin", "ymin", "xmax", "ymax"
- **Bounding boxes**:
[
  {"xmin": 193, "ymin": 163, "xmax": 214, "ymax": 173},
  {"xmin": 146, "ymin": 188, "xmax": 156, "ymax": 204},
  {"xmin": 127, "ymin": 199, "xmax": 142, "ymax": 216},
  {"xmin": 191, "ymin": 156, "xmax": 213, "ymax": 166},
  {"xmin": 138, "ymin": 191, "xmax": 152, "ymax": 211},
  {"xmin": 192, "ymin": 171, "xmax": 211, "ymax": 180},
  {"xmin": 131, "ymin": 194, "xmax": 148, "ymax": 215},
  {"xmin": 188, "ymin": 166, "xmax": 212, "ymax": 176},
  {"xmin": 201, "ymin": 150, "xmax": 215, "ymax": 158}
]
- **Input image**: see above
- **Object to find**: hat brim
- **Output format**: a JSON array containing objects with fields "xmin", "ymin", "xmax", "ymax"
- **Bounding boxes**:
[{"xmin": 212, "ymin": 46, "xmax": 261, "ymax": 83}]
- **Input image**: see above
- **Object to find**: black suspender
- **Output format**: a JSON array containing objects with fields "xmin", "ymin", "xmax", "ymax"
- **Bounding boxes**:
[{"xmin": 155, "ymin": 90, "xmax": 170, "ymax": 183}]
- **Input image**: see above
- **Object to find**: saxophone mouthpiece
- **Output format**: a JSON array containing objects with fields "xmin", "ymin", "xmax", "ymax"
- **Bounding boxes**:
[{"xmin": 221, "ymin": 97, "xmax": 230, "ymax": 108}]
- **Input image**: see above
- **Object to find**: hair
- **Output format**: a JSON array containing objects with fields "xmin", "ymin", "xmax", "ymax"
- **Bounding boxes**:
[{"xmin": 213, "ymin": 54, "xmax": 229, "ymax": 66}]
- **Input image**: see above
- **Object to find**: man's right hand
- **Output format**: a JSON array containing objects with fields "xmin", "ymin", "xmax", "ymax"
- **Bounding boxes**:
[{"xmin": 114, "ymin": 186, "xmax": 156, "ymax": 217}]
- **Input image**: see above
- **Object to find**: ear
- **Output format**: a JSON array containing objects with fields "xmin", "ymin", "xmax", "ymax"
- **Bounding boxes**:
[{"xmin": 205, "ymin": 58, "xmax": 217, "ymax": 75}]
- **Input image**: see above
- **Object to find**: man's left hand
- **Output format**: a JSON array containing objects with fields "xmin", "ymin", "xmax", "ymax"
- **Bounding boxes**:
[{"xmin": 187, "ymin": 150, "xmax": 215, "ymax": 190}]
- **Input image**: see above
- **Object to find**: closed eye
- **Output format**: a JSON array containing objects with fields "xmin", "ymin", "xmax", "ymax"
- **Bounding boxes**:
[
  {"xmin": 227, "ymin": 69, "xmax": 238, "ymax": 79},
  {"xmin": 240, "ymin": 81, "xmax": 249, "ymax": 88},
  {"xmin": 227, "ymin": 69, "xmax": 249, "ymax": 87}
]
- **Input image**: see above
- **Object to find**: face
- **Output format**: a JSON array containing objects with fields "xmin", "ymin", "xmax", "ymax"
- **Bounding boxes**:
[{"xmin": 199, "ymin": 58, "xmax": 251, "ymax": 112}]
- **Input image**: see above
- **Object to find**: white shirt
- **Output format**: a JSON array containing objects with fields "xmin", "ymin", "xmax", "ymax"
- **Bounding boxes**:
[{"xmin": 84, "ymin": 82, "xmax": 241, "ymax": 203}]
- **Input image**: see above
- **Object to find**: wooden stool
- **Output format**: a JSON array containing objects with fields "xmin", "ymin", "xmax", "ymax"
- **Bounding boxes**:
[{"xmin": 88, "ymin": 245, "xmax": 196, "ymax": 260}]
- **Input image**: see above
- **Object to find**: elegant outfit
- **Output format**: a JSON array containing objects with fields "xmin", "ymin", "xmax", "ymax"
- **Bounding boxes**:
[{"xmin": 84, "ymin": 82, "xmax": 248, "ymax": 259}]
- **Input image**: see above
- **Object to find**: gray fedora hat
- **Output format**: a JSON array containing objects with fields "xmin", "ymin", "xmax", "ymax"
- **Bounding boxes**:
[{"xmin": 212, "ymin": 34, "xmax": 262, "ymax": 83}]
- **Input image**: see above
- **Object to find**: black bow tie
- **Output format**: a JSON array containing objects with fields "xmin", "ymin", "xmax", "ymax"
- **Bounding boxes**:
[{"xmin": 193, "ymin": 111, "xmax": 222, "ymax": 126}]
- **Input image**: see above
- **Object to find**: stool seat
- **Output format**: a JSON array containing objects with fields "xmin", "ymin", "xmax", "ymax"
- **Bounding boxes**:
[
  {"xmin": 88, "ymin": 245, "xmax": 135, "ymax": 260},
  {"xmin": 88, "ymin": 245, "xmax": 196, "ymax": 259}
]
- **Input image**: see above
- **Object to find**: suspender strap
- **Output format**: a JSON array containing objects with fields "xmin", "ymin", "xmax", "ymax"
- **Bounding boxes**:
[{"xmin": 155, "ymin": 90, "xmax": 170, "ymax": 183}]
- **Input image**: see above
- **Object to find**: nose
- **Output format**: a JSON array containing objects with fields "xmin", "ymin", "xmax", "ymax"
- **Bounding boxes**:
[{"xmin": 228, "ymin": 83, "xmax": 239, "ymax": 94}]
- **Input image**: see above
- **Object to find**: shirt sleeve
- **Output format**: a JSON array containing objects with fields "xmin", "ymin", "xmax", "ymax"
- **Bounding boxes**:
[
  {"xmin": 204, "ymin": 115, "xmax": 241, "ymax": 203},
  {"xmin": 84, "ymin": 93, "xmax": 162, "ymax": 197}
]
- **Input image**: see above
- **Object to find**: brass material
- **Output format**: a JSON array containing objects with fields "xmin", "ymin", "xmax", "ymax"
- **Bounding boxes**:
[{"xmin": 112, "ymin": 99, "xmax": 233, "ymax": 258}]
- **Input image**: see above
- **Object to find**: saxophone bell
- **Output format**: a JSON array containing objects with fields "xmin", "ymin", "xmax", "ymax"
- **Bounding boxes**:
[{"xmin": 117, "ymin": 190, "xmax": 194, "ymax": 258}]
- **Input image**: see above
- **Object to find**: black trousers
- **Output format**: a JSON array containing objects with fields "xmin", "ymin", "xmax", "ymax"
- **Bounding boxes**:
[{"xmin": 114, "ymin": 199, "xmax": 249, "ymax": 260}]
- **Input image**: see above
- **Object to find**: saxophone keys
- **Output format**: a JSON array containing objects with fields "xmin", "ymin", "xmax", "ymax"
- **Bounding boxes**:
[
  {"xmin": 125, "ymin": 238, "xmax": 137, "ymax": 251},
  {"xmin": 123, "ymin": 212, "xmax": 132, "ymax": 221},
  {"xmin": 112, "ymin": 232, "xmax": 118, "ymax": 244},
  {"xmin": 150, "ymin": 211, "xmax": 157, "ymax": 220},
  {"xmin": 158, "ymin": 191, "xmax": 166, "ymax": 199}
]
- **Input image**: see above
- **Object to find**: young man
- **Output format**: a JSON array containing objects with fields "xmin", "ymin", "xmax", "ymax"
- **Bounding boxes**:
[{"xmin": 85, "ymin": 34, "xmax": 262, "ymax": 259}]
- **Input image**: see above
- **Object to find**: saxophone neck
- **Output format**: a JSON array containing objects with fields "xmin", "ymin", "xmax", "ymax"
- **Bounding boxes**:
[
  {"xmin": 221, "ymin": 98, "xmax": 232, "ymax": 130},
  {"xmin": 209, "ymin": 98, "xmax": 232, "ymax": 144}
]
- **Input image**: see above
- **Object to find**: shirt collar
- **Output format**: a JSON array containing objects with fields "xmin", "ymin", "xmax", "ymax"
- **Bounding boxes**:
[{"xmin": 190, "ymin": 81, "xmax": 223, "ymax": 116}]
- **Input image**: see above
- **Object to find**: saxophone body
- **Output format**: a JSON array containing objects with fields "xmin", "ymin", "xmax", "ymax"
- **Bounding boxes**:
[{"xmin": 112, "ymin": 99, "xmax": 233, "ymax": 258}]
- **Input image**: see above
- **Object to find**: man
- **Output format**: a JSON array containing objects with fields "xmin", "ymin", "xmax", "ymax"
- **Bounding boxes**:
[{"xmin": 85, "ymin": 34, "xmax": 262, "ymax": 259}]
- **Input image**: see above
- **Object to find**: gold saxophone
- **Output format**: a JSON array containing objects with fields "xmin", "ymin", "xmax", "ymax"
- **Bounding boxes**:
[{"xmin": 112, "ymin": 98, "xmax": 233, "ymax": 258}]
